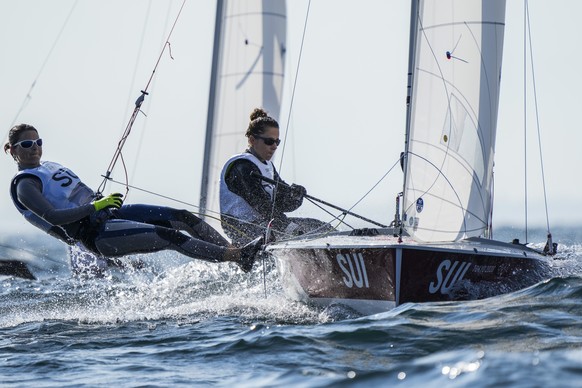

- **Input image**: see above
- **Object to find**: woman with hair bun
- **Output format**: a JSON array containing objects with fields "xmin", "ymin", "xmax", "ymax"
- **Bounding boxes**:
[{"xmin": 220, "ymin": 108, "xmax": 331, "ymax": 246}]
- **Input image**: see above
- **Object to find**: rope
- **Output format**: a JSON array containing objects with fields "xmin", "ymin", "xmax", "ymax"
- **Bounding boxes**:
[
  {"xmin": 106, "ymin": 175, "xmax": 340, "ymax": 243},
  {"xmin": 129, "ymin": 2, "xmax": 177, "ymax": 191},
  {"xmin": 345, "ymin": 157, "xmax": 401, "ymax": 220},
  {"xmin": 105, "ymin": 178, "xmax": 292, "ymax": 241},
  {"xmin": 303, "ymin": 197, "xmax": 355, "ymax": 230},
  {"xmin": 97, "ymin": 0, "xmax": 187, "ymax": 195},
  {"xmin": 8, "ymin": 0, "xmax": 79, "ymax": 130},
  {"xmin": 297, "ymin": 156, "xmax": 404, "ymax": 230},
  {"xmin": 126, "ymin": 0, "xmax": 154, "ymax": 186},
  {"xmin": 264, "ymin": 1, "xmax": 394, "ymax": 232},
  {"xmin": 268, "ymin": 0, "xmax": 312, "ymax": 224},
  {"xmin": 277, "ymin": 0, "xmax": 311, "ymax": 171},
  {"xmin": 525, "ymin": 1, "xmax": 552, "ymax": 236}
]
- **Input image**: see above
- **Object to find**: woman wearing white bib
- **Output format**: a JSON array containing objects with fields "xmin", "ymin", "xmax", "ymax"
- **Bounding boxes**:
[
  {"xmin": 220, "ymin": 108, "xmax": 331, "ymax": 246},
  {"xmin": 5, "ymin": 124, "xmax": 262, "ymax": 275}
]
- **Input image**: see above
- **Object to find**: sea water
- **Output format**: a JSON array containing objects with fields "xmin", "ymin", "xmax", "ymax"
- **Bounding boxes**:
[{"xmin": 1, "ymin": 226, "xmax": 581, "ymax": 387}]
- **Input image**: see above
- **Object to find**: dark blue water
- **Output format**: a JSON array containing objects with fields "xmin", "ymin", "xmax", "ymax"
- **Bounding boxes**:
[{"xmin": 1, "ymin": 227, "xmax": 581, "ymax": 387}]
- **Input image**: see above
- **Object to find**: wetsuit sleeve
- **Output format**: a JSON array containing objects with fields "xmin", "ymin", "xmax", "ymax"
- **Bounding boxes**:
[
  {"xmin": 224, "ymin": 160, "xmax": 304, "ymax": 221},
  {"xmin": 16, "ymin": 176, "xmax": 95, "ymax": 226},
  {"xmin": 272, "ymin": 170, "xmax": 304, "ymax": 212},
  {"xmin": 225, "ymin": 159, "xmax": 281, "ymax": 220}
]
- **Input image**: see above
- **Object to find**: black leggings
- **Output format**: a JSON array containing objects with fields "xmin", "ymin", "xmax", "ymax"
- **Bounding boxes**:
[{"xmin": 82, "ymin": 205, "xmax": 230, "ymax": 262}]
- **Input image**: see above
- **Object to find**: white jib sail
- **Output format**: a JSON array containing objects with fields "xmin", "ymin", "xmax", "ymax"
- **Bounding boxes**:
[
  {"xmin": 200, "ymin": 0, "xmax": 286, "ymax": 230},
  {"xmin": 402, "ymin": 0, "xmax": 506, "ymax": 242}
]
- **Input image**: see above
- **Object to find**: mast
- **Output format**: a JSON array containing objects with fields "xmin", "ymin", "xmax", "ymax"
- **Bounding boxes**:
[
  {"xmin": 199, "ymin": 0, "xmax": 225, "ymax": 218},
  {"xmin": 399, "ymin": 0, "xmax": 420, "ymax": 233}
]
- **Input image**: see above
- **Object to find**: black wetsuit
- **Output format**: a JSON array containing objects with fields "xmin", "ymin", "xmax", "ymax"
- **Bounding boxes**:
[
  {"xmin": 12, "ymin": 171, "xmax": 229, "ymax": 261},
  {"xmin": 221, "ymin": 151, "xmax": 331, "ymax": 245}
]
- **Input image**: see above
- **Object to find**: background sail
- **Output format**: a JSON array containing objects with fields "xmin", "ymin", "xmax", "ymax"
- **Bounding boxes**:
[
  {"xmin": 403, "ymin": 0, "xmax": 506, "ymax": 242},
  {"xmin": 199, "ymin": 0, "xmax": 286, "ymax": 230}
]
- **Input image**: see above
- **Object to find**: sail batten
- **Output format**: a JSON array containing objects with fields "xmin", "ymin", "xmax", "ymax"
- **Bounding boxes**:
[{"xmin": 402, "ymin": 0, "xmax": 506, "ymax": 242}]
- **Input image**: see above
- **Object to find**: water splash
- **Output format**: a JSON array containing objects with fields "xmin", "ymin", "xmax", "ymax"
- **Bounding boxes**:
[
  {"xmin": 0, "ymin": 249, "xmax": 332, "ymax": 329},
  {"xmin": 1, "ymin": 230, "xmax": 581, "ymax": 329}
]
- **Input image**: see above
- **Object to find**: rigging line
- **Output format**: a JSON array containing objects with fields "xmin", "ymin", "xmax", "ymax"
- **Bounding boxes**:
[
  {"xmin": 122, "ymin": 0, "xmax": 153, "ymax": 126},
  {"xmin": 277, "ymin": 0, "xmax": 311, "ymax": 171},
  {"xmin": 97, "ymin": 0, "xmax": 187, "ymax": 195},
  {"xmin": 108, "ymin": 177, "xmax": 199, "ymax": 210},
  {"xmin": 126, "ymin": 0, "xmax": 153, "ymax": 184},
  {"xmin": 130, "ymin": 1, "xmax": 176, "ymax": 187},
  {"xmin": 106, "ymin": 179, "xmax": 302, "ymax": 244},
  {"xmin": 119, "ymin": 152, "xmax": 130, "ymax": 199},
  {"xmin": 267, "ymin": 0, "xmax": 311, "ymax": 223},
  {"xmin": 270, "ymin": 217, "xmax": 338, "ymax": 244},
  {"xmin": 525, "ymin": 1, "xmax": 552, "ymax": 235},
  {"xmin": 106, "ymin": 177, "xmax": 270, "ymax": 234},
  {"xmin": 489, "ymin": 172, "xmax": 495, "ymax": 239},
  {"xmin": 523, "ymin": 0, "xmax": 529, "ymax": 243},
  {"xmin": 251, "ymin": 172, "xmax": 385, "ymax": 227},
  {"xmin": 9, "ymin": 0, "xmax": 79, "ymax": 130},
  {"xmin": 345, "ymin": 157, "xmax": 401, "ymax": 217},
  {"xmin": 303, "ymin": 197, "xmax": 355, "ymax": 230},
  {"xmin": 111, "ymin": 175, "xmax": 338, "ymax": 243},
  {"xmin": 110, "ymin": 12, "xmax": 156, "ymax": 206}
]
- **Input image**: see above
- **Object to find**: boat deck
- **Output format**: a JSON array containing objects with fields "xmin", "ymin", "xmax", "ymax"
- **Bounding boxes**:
[{"xmin": 266, "ymin": 228, "xmax": 548, "ymax": 259}]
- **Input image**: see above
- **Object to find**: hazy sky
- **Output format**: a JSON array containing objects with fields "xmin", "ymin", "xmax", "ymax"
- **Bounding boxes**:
[{"xmin": 1, "ymin": 0, "xmax": 580, "ymax": 239}]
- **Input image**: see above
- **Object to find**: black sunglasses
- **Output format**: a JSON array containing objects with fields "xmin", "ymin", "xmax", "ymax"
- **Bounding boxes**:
[
  {"xmin": 254, "ymin": 135, "xmax": 281, "ymax": 146},
  {"xmin": 13, "ymin": 139, "xmax": 43, "ymax": 148}
]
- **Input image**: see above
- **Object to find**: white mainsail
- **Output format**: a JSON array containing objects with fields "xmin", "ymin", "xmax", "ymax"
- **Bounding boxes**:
[
  {"xmin": 199, "ymin": 0, "xmax": 286, "ymax": 227},
  {"xmin": 402, "ymin": 0, "xmax": 506, "ymax": 242}
]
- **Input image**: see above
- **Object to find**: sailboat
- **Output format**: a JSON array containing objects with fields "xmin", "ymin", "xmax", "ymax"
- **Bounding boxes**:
[
  {"xmin": 266, "ymin": 0, "xmax": 555, "ymax": 315},
  {"xmin": 199, "ymin": 0, "xmax": 287, "ymax": 230}
]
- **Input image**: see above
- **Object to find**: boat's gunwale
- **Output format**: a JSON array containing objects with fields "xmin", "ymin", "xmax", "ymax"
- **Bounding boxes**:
[{"xmin": 266, "ymin": 231, "xmax": 549, "ymax": 261}]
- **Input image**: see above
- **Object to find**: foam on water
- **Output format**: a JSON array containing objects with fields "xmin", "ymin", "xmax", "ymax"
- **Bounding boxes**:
[
  {"xmin": 1, "ymin": 229, "xmax": 581, "ymax": 330},
  {"xmin": 1, "ymin": 231, "xmax": 582, "ymax": 386},
  {"xmin": 0, "ymin": 248, "xmax": 333, "ymax": 329}
]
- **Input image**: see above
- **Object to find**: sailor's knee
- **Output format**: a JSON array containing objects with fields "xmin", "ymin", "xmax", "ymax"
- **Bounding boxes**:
[
  {"xmin": 156, "ymin": 226, "xmax": 190, "ymax": 245},
  {"xmin": 172, "ymin": 208, "xmax": 202, "ymax": 225}
]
